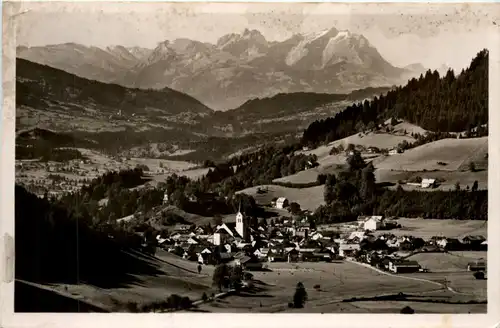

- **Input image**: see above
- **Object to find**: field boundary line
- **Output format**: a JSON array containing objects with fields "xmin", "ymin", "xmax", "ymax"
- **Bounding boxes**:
[{"xmin": 345, "ymin": 258, "xmax": 469, "ymax": 295}]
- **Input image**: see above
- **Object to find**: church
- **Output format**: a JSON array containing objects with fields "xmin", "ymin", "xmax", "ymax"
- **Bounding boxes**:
[{"xmin": 212, "ymin": 208, "xmax": 250, "ymax": 246}]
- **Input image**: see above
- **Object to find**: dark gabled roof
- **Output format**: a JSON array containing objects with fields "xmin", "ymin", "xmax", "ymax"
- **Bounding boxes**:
[
  {"xmin": 463, "ymin": 235, "xmax": 486, "ymax": 241},
  {"xmin": 239, "ymin": 256, "xmax": 252, "ymax": 264}
]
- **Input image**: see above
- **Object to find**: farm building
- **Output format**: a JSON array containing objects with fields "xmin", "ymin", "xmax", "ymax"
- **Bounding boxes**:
[
  {"xmin": 461, "ymin": 235, "xmax": 486, "ymax": 248},
  {"xmin": 389, "ymin": 260, "xmax": 421, "ymax": 273},
  {"xmin": 363, "ymin": 216, "xmax": 385, "ymax": 231},
  {"xmin": 467, "ymin": 260, "xmax": 487, "ymax": 272},
  {"xmin": 275, "ymin": 197, "xmax": 290, "ymax": 209},
  {"xmin": 436, "ymin": 237, "xmax": 462, "ymax": 250},
  {"xmin": 388, "ymin": 148, "xmax": 403, "ymax": 155},
  {"xmin": 421, "ymin": 178, "xmax": 436, "ymax": 189},
  {"xmin": 213, "ymin": 223, "xmax": 238, "ymax": 245}
]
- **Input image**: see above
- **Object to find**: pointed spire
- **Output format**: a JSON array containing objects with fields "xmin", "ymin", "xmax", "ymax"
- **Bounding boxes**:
[{"xmin": 238, "ymin": 199, "xmax": 241, "ymax": 214}]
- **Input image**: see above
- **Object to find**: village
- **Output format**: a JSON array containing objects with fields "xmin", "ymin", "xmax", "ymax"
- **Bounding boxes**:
[{"xmin": 147, "ymin": 192, "xmax": 487, "ymax": 278}]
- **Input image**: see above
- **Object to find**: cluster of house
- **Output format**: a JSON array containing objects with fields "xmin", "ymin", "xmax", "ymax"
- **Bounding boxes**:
[{"xmin": 151, "ymin": 212, "xmax": 487, "ymax": 275}]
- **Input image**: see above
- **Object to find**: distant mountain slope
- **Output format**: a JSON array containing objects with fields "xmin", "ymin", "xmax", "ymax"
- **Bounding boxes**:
[
  {"xmin": 17, "ymin": 58, "xmax": 212, "ymax": 116},
  {"xmin": 16, "ymin": 58, "xmax": 219, "ymax": 155},
  {"xmin": 206, "ymin": 87, "xmax": 392, "ymax": 136},
  {"xmin": 15, "ymin": 57, "xmax": 389, "ymax": 161},
  {"xmin": 302, "ymin": 49, "xmax": 488, "ymax": 147},
  {"xmin": 17, "ymin": 43, "xmax": 138, "ymax": 83},
  {"xmin": 18, "ymin": 27, "xmax": 413, "ymax": 110}
]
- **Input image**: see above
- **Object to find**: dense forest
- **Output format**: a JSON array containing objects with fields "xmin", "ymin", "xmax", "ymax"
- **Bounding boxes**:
[
  {"xmin": 302, "ymin": 49, "xmax": 488, "ymax": 147},
  {"xmin": 15, "ymin": 185, "xmax": 163, "ymax": 286},
  {"xmin": 313, "ymin": 150, "xmax": 487, "ymax": 224}
]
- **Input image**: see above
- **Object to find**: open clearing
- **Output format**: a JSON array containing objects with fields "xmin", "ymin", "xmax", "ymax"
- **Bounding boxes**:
[
  {"xmin": 342, "ymin": 300, "xmax": 485, "ymax": 313},
  {"xmin": 375, "ymin": 137, "xmax": 488, "ymax": 172},
  {"xmin": 300, "ymin": 131, "xmax": 415, "ymax": 159},
  {"xmin": 195, "ymin": 261, "xmax": 482, "ymax": 313},
  {"xmin": 406, "ymin": 252, "xmax": 487, "ymax": 273},
  {"xmin": 372, "ymin": 218, "xmax": 487, "ymax": 239},
  {"xmin": 236, "ymin": 184, "xmax": 325, "ymax": 211},
  {"xmin": 273, "ymin": 164, "xmax": 343, "ymax": 184},
  {"xmin": 392, "ymin": 121, "xmax": 428, "ymax": 135},
  {"xmin": 375, "ymin": 169, "xmax": 488, "ymax": 191}
]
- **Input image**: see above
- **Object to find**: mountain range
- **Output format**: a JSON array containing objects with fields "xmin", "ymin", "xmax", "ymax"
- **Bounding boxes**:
[
  {"xmin": 16, "ymin": 57, "xmax": 389, "ymax": 160},
  {"xmin": 18, "ymin": 27, "xmax": 424, "ymax": 110}
]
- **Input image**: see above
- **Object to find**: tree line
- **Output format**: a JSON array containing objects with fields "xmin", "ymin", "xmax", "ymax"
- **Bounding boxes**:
[
  {"xmin": 302, "ymin": 49, "xmax": 488, "ymax": 147},
  {"xmin": 313, "ymin": 151, "xmax": 487, "ymax": 224}
]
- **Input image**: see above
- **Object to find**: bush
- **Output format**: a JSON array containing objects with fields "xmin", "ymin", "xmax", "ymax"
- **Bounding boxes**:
[
  {"xmin": 125, "ymin": 301, "xmax": 139, "ymax": 313},
  {"xmin": 400, "ymin": 306, "xmax": 415, "ymax": 314},
  {"xmin": 469, "ymin": 162, "xmax": 477, "ymax": 172},
  {"xmin": 473, "ymin": 271, "xmax": 485, "ymax": 280}
]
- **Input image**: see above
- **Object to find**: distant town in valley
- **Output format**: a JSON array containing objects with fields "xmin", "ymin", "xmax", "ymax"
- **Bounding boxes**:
[{"xmin": 13, "ymin": 2, "xmax": 489, "ymax": 314}]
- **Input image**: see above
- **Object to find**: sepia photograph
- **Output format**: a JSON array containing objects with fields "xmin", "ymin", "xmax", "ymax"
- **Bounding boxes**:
[{"xmin": 1, "ymin": 1, "xmax": 498, "ymax": 323}]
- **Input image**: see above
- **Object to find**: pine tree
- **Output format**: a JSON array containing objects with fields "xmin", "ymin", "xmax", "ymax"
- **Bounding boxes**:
[{"xmin": 293, "ymin": 282, "xmax": 308, "ymax": 308}]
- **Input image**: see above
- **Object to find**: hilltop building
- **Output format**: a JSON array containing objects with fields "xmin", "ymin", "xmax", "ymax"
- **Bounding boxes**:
[
  {"xmin": 275, "ymin": 197, "xmax": 289, "ymax": 209},
  {"xmin": 421, "ymin": 178, "xmax": 436, "ymax": 189}
]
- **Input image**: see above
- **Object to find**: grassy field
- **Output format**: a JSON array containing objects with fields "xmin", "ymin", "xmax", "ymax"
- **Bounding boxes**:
[
  {"xmin": 329, "ymin": 132, "xmax": 416, "ymax": 150},
  {"xmin": 375, "ymin": 169, "xmax": 488, "ymax": 191},
  {"xmin": 195, "ymin": 261, "xmax": 484, "ymax": 313},
  {"xmin": 24, "ymin": 247, "xmax": 487, "ymax": 313},
  {"xmin": 375, "ymin": 137, "xmax": 488, "ymax": 172},
  {"xmin": 372, "ymin": 218, "xmax": 487, "ymax": 239},
  {"xmin": 406, "ymin": 252, "xmax": 487, "ymax": 273},
  {"xmin": 403, "ymin": 251, "xmax": 488, "ymax": 298},
  {"xmin": 236, "ymin": 184, "xmax": 325, "ymax": 211},
  {"xmin": 41, "ymin": 250, "xmax": 214, "ymax": 312},
  {"xmin": 273, "ymin": 164, "xmax": 343, "ymax": 184},
  {"xmin": 392, "ymin": 121, "xmax": 428, "ymax": 136},
  {"xmin": 342, "ymin": 300, "xmax": 485, "ymax": 313},
  {"xmin": 300, "ymin": 131, "xmax": 415, "ymax": 158}
]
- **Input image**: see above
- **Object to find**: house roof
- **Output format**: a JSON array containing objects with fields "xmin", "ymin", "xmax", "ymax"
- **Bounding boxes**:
[
  {"xmin": 277, "ymin": 197, "xmax": 288, "ymax": 203},
  {"xmin": 239, "ymin": 256, "xmax": 252, "ymax": 264},
  {"xmin": 463, "ymin": 235, "xmax": 486, "ymax": 241},
  {"xmin": 340, "ymin": 244, "xmax": 360, "ymax": 250},
  {"xmin": 215, "ymin": 222, "xmax": 240, "ymax": 237}
]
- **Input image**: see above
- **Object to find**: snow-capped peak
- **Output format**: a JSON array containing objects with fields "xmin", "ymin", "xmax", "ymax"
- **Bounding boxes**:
[{"xmin": 142, "ymin": 40, "xmax": 176, "ymax": 65}]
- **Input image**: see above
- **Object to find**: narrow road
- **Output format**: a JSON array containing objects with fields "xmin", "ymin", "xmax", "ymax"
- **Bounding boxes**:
[{"xmin": 345, "ymin": 259, "xmax": 468, "ymax": 295}]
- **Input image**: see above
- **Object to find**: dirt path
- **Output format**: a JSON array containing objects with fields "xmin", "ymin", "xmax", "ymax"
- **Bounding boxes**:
[{"xmin": 345, "ymin": 259, "xmax": 471, "ymax": 295}]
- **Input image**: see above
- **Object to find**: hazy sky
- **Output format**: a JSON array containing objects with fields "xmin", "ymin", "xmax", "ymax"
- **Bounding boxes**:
[{"xmin": 12, "ymin": 2, "xmax": 499, "ymax": 71}]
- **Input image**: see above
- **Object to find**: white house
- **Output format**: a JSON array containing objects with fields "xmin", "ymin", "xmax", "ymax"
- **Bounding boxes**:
[
  {"xmin": 275, "ymin": 197, "xmax": 289, "ymax": 209},
  {"xmin": 421, "ymin": 178, "xmax": 436, "ymax": 189},
  {"xmin": 348, "ymin": 231, "xmax": 366, "ymax": 241},
  {"xmin": 310, "ymin": 232, "xmax": 324, "ymax": 241},
  {"xmin": 163, "ymin": 191, "xmax": 169, "ymax": 204},
  {"xmin": 363, "ymin": 216, "xmax": 385, "ymax": 231},
  {"xmin": 388, "ymin": 149, "xmax": 399, "ymax": 155},
  {"xmin": 213, "ymin": 223, "xmax": 235, "ymax": 246}
]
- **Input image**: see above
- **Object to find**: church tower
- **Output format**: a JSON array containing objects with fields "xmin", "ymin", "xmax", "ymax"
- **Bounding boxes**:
[{"xmin": 235, "ymin": 201, "xmax": 246, "ymax": 239}]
